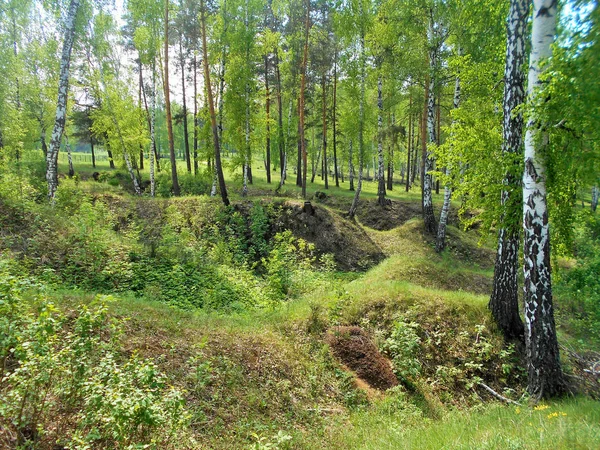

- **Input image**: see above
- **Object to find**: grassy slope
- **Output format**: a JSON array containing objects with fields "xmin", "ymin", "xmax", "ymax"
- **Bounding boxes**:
[
  {"xmin": 18, "ymin": 156, "xmax": 600, "ymax": 449},
  {"xmin": 45, "ymin": 215, "xmax": 600, "ymax": 449}
]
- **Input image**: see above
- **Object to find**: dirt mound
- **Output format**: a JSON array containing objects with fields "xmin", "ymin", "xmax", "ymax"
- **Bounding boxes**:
[
  {"xmin": 326, "ymin": 326, "xmax": 398, "ymax": 391},
  {"xmin": 277, "ymin": 202, "xmax": 385, "ymax": 271},
  {"xmin": 357, "ymin": 199, "xmax": 424, "ymax": 231}
]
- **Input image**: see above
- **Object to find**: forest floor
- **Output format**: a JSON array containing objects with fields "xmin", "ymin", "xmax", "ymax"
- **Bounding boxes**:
[{"xmin": 2, "ymin": 156, "xmax": 600, "ymax": 449}]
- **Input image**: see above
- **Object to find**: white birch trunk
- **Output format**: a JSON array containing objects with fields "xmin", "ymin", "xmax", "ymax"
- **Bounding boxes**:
[
  {"xmin": 348, "ymin": 32, "xmax": 366, "ymax": 219},
  {"xmin": 435, "ymin": 74, "xmax": 461, "ymax": 252},
  {"xmin": 423, "ymin": 20, "xmax": 437, "ymax": 233},
  {"xmin": 64, "ymin": 134, "xmax": 75, "ymax": 177},
  {"xmin": 46, "ymin": 0, "xmax": 80, "ymax": 199},
  {"xmin": 347, "ymin": 0, "xmax": 367, "ymax": 215},
  {"xmin": 522, "ymin": 0, "xmax": 563, "ymax": 399},
  {"xmin": 592, "ymin": 185, "xmax": 598, "ymax": 212},
  {"xmin": 490, "ymin": 0, "xmax": 529, "ymax": 340},
  {"xmin": 242, "ymin": 85, "xmax": 250, "ymax": 197},
  {"xmin": 348, "ymin": 139, "xmax": 354, "ymax": 191}
]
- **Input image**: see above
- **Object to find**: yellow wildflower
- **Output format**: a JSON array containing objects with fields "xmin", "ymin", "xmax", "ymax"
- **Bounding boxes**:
[
  {"xmin": 534, "ymin": 404, "xmax": 549, "ymax": 411},
  {"xmin": 547, "ymin": 412, "xmax": 559, "ymax": 419}
]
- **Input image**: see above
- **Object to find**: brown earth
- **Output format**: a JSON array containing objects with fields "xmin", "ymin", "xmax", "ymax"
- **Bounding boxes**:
[
  {"xmin": 356, "ymin": 199, "xmax": 424, "ymax": 231},
  {"xmin": 326, "ymin": 326, "xmax": 398, "ymax": 391},
  {"xmin": 276, "ymin": 201, "xmax": 385, "ymax": 271}
]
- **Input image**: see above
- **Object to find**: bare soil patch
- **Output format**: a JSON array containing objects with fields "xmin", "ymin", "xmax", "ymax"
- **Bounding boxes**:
[
  {"xmin": 326, "ymin": 326, "xmax": 398, "ymax": 391},
  {"xmin": 277, "ymin": 202, "xmax": 385, "ymax": 271}
]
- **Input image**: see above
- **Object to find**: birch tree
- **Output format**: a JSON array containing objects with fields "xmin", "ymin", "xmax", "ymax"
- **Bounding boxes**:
[
  {"xmin": 489, "ymin": 0, "xmax": 529, "ymax": 340},
  {"xmin": 163, "ymin": 0, "xmax": 180, "ymax": 196},
  {"xmin": 435, "ymin": 72, "xmax": 460, "ymax": 252},
  {"xmin": 46, "ymin": 0, "xmax": 81, "ymax": 199},
  {"xmin": 522, "ymin": 0, "xmax": 564, "ymax": 399}
]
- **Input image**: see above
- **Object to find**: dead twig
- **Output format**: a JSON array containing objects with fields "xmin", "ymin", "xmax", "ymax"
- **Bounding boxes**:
[{"xmin": 478, "ymin": 382, "xmax": 522, "ymax": 406}]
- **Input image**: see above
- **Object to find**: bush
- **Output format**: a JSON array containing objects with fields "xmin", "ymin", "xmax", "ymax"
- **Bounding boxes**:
[
  {"xmin": 380, "ymin": 319, "xmax": 422, "ymax": 381},
  {"xmin": 0, "ymin": 265, "xmax": 189, "ymax": 449},
  {"xmin": 155, "ymin": 171, "xmax": 212, "ymax": 197},
  {"xmin": 556, "ymin": 210, "xmax": 600, "ymax": 341}
]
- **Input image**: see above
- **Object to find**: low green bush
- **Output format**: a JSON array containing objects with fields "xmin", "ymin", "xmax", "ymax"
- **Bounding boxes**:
[{"xmin": 0, "ymin": 264, "xmax": 190, "ymax": 449}]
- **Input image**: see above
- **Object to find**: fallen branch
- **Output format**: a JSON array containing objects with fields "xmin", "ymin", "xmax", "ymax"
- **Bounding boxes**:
[
  {"xmin": 478, "ymin": 382, "xmax": 522, "ymax": 406},
  {"xmin": 306, "ymin": 408, "xmax": 344, "ymax": 413}
]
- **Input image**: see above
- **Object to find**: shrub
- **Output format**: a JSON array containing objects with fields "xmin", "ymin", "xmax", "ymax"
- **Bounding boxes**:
[
  {"xmin": 0, "ymin": 266, "xmax": 189, "ymax": 449},
  {"xmin": 380, "ymin": 319, "xmax": 422, "ymax": 381}
]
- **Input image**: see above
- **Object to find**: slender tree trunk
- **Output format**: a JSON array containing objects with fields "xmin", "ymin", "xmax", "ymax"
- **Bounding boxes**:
[
  {"xmin": 65, "ymin": 134, "xmax": 75, "ymax": 177},
  {"xmin": 435, "ymin": 99, "xmax": 441, "ymax": 195},
  {"xmin": 217, "ymin": 47, "xmax": 226, "ymax": 176},
  {"xmin": 243, "ymin": 83, "xmax": 250, "ymax": 196},
  {"xmin": 300, "ymin": 1, "xmax": 310, "ymax": 198},
  {"xmin": 98, "ymin": 68, "xmax": 142, "ymax": 195},
  {"xmin": 201, "ymin": 0, "xmax": 229, "ymax": 206},
  {"xmin": 90, "ymin": 135, "xmax": 96, "ymax": 168},
  {"xmin": 322, "ymin": 74, "xmax": 328, "ymax": 189},
  {"xmin": 244, "ymin": 1, "xmax": 252, "ymax": 188},
  {"xmin": 420, "ymin": 96, "xmax": 427, "ymax": 205},
  {"xmin": 138, "ymin": 60, "xmax": 145, "ymax": 170},
  {"xmin": 490, "ymin": 0, "xmax": 529, "ymax": 341},
  {"xmin": 41, "ymin": 129, "xmax": 48, "ymax": 157},
  {"xmin": 592, "ymin": 185, "xmax": 599, "ymax": 212},
  {"xmin": 275, "ymin": 51, "xmax": 285, "ymax": 187},
  {"xmin": 436, "ymin": 74, "xmax": 461, "ymax": 253},
  {"xmin": 107, "ymin": 147, "xmax": 115, "ymax": 169},
  {"xmin": 193, "ymin": 53, "xmax": 199, "ymax": 175},
  {"xmin": 423, "ymin": 24, "xmax": 437, "ymax": 233},
  {"xmin": 140, "ymin": 62, "xmax": 160, "ymax": 172},
  {"xmin": 377, "ymin": 75, "xmax": 386, "ymax": 205},
  {"xmin": 349, "ymin": 140, "xmax": 354, "ymax": 191},
  {"xmin": 348, "ymin": 27, "xmax": 366, "ymax": 219},
  {"xmin": 333, "ymin": 48, "xmax": 339, "ymax": 187},
  {"xmin": 297, "ymin": 100, "xmax": 302, "ymax": 187},
  {"xmin": 406, "ymin": 95, "xmax": 412, "ymax": 192},
  {"xmin": 411, "ymin": 111, "xmax": 418, "ymax": 184},
  {"xmin": 522, "ymin": 0, "xmax": 563, "ymax": 399},
  {"xmin": 265, "ymin": 55, "xmax": 271, "ymax": 183},
  {"xmin": 180, "ymin": 39, "xmax": 192, "ymax": 173},
  {"xmin": 46, "ymin": 0, "xmax": 80, "ymax": 199},
  {"xmin": 11, "ymin": 11, "xmax": 21, "ymax": 161},
  {"xmin": 164, "ymin": 0, "xmax": 181, "ymax": 196},
  {"xmin": 149, "ymin": 63, "xmax": 157, "ymax": 196}
]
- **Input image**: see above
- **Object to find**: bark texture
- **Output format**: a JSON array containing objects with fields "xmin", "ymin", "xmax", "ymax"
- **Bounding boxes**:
[
  {"xmin": 435, "ymin": 74, "xmax": 461, "ymax": 253},
  {"xmin": 46, "ymin": 0, "xmax": 80, "ymax": 199},
  {"xmin": 332, "ymin": 50, "xmax": 339, "ymax": 187},
  {"xmin": 164, "ymin": 0, "xmax": 181, "ymax": 196},
  {"xmin": 376, "ymin": 76, "xmax": 386, "ymax": 206},
  {"xmin": 149, "ymin": 67, "xmax": 157, "ymax": 197},
  {"xmin": 422, "ymin": 23, "xmax": 437, "ymax": 232},
  {"xmin": 300, "ymin": 2, "xmax": 310, "ymax": 198},
  {"xmin": 179, "ymin": 40, "xmax": 191, "ymax": 173},
  {"xmin": 522, "ymin": 0, "xmax": 564, "ymax": 399},
  {"xmin": 348, "ymin": 27, "xmax": 366, "ymax": 219},
  {"xmin": 322, "ymin": 74, "xmax": 328, "ymax": 189},
  {"xmin": 201, "ymin": 0, "xmax": 229, "ymax": 206},
  {"xmin": 490, "ymin": 0, "xmax": 529, "ymax": 340}
]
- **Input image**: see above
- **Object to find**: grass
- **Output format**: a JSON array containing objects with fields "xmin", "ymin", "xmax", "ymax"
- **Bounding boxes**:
[
  {"xmin": 7, "ymin": 158, "xmax": 600, "ymax": 449},
  {"xmin": 320, "ymin": 396, "xmax": 600, "ymax": 449},
  {"xmin": 40, "ymin": 149, "xmax": 441, "ymax": 205}
]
